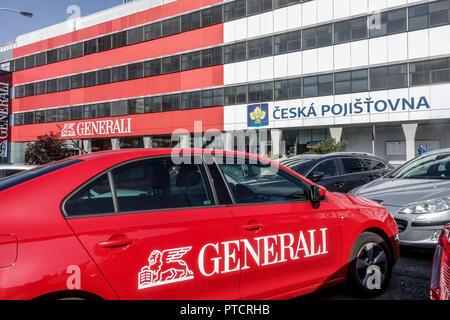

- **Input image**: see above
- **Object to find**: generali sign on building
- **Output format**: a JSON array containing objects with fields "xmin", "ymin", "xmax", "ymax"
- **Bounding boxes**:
[{"xmin": 0, "ymin": 82, "xmax": 9, "ymax": 160}]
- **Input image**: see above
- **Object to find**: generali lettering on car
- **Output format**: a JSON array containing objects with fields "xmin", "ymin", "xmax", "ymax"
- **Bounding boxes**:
[
  {"xmin": 138, "ymin": 228, "xmax": 328, "ymax": 289},
  {"xmin": 61, "ymin": 118, "xmax": 132, "ymax": 137}
]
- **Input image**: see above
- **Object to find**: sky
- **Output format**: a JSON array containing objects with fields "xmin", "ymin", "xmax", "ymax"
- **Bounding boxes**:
[{"xmin": 0, "ymin": 0, "xmax": 125, "ymax": 44}]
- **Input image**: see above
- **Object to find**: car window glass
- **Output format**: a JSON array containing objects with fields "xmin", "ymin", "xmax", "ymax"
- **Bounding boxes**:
[
  {"xmin": 312, "ymin": 160, "xmax": 339, "ymax": 178},
  {"xmin": 390, "ymin": 153, "xmax": 450, "ymax": 179},
  {"xmin": 342, "ymin": 158, "xmax": 366, "ymax": 173},
  {"xmin": 362, "ymin": 159, "xmax": 386, "ymax": 171},
  {"xmin": 112, "ymin": 157, "xmax": 214, "ymax": 212},
  {"xmin": 65, "ymin": 174, "xmax": 115, "ymax": 216},
  {"xmin": 218, "ymin": 157, "xmax": 308, "ymax": 204}
]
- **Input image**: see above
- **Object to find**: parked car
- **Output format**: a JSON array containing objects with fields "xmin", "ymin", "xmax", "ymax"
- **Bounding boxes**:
[
  {"xmin": 430, "ymin": 223, "xmax": 449, "ymax": 300},
  {"xmin": 0, "ymin": 164, "xmax": 35, "ymax": 179},
  {"xmin": 281, "ymin": 152, "xmax": 393, "ymax": 193},
  {"xmin": 350, "ymin": 149, "xmax": 450, "ymax": 248},
  {"xmin": 0, "ymin": 149, "xmax": 398, "ymax": 300}
]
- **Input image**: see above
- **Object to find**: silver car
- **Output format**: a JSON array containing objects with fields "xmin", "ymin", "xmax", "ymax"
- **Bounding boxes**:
[
  {"xmin": 0, "ymin": 164, "xmax": 36, "ymax": 179},
  {"xmin": 350, "ymin": 149, "xmax": 450, "ymax": 248}
]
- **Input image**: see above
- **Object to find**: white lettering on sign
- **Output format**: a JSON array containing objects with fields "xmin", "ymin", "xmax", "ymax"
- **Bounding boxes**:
[{"xmin": 0, "ymin": 82, "xmax": 9, "ymax": 158}]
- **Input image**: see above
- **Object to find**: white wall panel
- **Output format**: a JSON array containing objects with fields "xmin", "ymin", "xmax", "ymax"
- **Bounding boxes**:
[
  {"xmin": 368, "ymin": 0, "xmax": 388, "ymax": 12},
  {"xmin": 302, "ymin": 49, "xmax": 318, "ymax": 74},
  {"xmin": 429, "ymin": 25, "xmax": 450, "ymax": 57},
  {"xmin": 317, "ymin": 0, "xmax": 334, "ymax": 23},
  {"xmin": 334, "ymin": 43, "xmax": 351, "ymax": 70},
  {"xmin": 235, "ymin": 61, "xmax": 248, "ymax": 83},
  {"xmin": 260, "ymin": 57, "xmax": 274, "ymax": 80},
  {"xmin": 369, "ymin": 37, "xmax": 388, "ymax": 65},
  {"xmin": 302, "ymin": 1, "xmax": 317, "ymax": 27},
  {"xmin": 287, "ymin": 4, "xmax": 302, "ymax": 30},
  {"xmin": 247, "ymin": 15, "xmax": 261, "ymax": 39},
  {"xmin": 350, "ymin": 0, "xmax": 368, "ymax": 16},
  {"xmin": 334, "ymin": 0, "xmax": 350, "ymax": 20},
  {"xmin": 260, "ymin": 11, "xmax": 274, "ymax": 36},
  {"xmin": 223, "ymin": 21, "xmax": 236, "ymax": 43},
  {"xmin": 287, "ymin": 51, "xmax": 303, "ymax": 76},
  {"xmin": 317, "ymin": 46, "xmax": 334, "ymax": 72},
  {"xmin": 351, "ymin": 40, "xmax": 369, "ymax": 67},
  {"xmin": 274, "ymin": 54, "xmax": 288, "ymax": 78},
  {"xmin": 387, "ymin": 33, "xmax": 408, "ymax": 62},
  {"xmin": 224, "ymin": 63, "xmax": 236, "ymax": 85},
  {"xmin": 247, "ymin": 59, "xmax": 261, "ymax": 82},
  {"xmin": 235, "ymin": 18, "xmax": 248, "ymax": 41},
  {"xmin": 408, "ymin": 29, "xmax": 430, "ymax": 59},
  {"xmin": 273, "ymin": 7, "xmax": 288, "ymax": 33}
]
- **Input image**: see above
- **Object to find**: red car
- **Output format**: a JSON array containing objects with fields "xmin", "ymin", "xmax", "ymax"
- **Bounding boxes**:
[
  {"xmin": 431, "ymin": 223, "xmax": 450, "ymax": 300},
  {"xmin": 0, "ymin": 149, "xmax": 399, "ymax": 300}
]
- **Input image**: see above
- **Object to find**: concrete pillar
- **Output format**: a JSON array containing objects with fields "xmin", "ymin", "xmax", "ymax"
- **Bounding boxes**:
[
  {"xmin": 402, "ymin": 123, "xmax": 418, "ymax": 161},
  {"xmin": 143, "ymin": 136, "xmax": 152, "ymax": 148},
  {"xmin": 329, "ymin": 127, "xmax": 343, "ymax": 142},
  {"xmin": 111, "ymin": 138, "xmax": 120, "ymax": 150},
  {"xmin": 271, "ymin": 129, "xmax": 283, "ymax": 156},
  {"xmin": 82, "ymin": 139, "xmax": 92, "ymax": 153}
]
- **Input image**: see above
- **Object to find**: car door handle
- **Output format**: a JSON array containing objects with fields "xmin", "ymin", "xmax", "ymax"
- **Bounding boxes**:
[
  {"xmin": 98, "ymin": 236, "xmax": 132, "ymax": 248},
  {"xmin": 241, "ymin": 223, "xmax": 263, "ymax": 231}
]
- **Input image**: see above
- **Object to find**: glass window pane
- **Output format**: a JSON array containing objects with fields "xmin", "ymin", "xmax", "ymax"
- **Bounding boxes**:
[
  {"xmin": 98, "ymin": 35, "xmax": 112, "ymax": 52},
  {"xmin": 318, "ymin": 74, "xmax": 333, "ymax": 96},
  {"xmin": 408, "ymin": 4, "xmax": 429, "ymax": 31},
  {"xmin": 70, "ymin": 106, "xmax": 83, "ymax": 120},
  {"xmin": 181, "ymin": 11, "xmax": 201, "ymax": 32},
  {"xmin": 84, "ymin": 39, "xmax": 98, "ymax": 55},
  {"xmin": 97, "ymin": 103, "xmax": 112, "ymax": 118},
  {"xmin": 58, "ymin": 108, "xmax": 71, "ymax": 121},
  {"xmin": 127, "ymin": 63, "xmax": 144, "ymax": 80},
  {"xmin": 317, "ymin": 24, "xmax": 333, "ymax": 47},
  {"xmin": 369, "ymin": 12, "xmax": 387, "ymax": 37},
  {"xmin": 112, "ymin": 31, "xmax": 127, "ymax": 48},
  {"xmin": 388, "ymin": 64, "xmax": 407, "ymax": 89},
  {"xmin": 387, "ymin": 8, "xmax": 406, "ymax": 34},
  {"xmin": 58, "ymin": 46, "xmax": 71, "ymax": 61},
  {"xmin": 304, "ymin": 76, "xmax": 318, "ymax": 97},
  {"xmin": 370, "ymin": 66, "xmax": 388, "ymax": 90},
  {"xmin": 71, "ymin": 74, "xmax": 83, "ymax": 89},
  {"xmin": 162, "ymin": 17, "xmax": 180, "ymax": 37},
  {"xmin": 303, "ymin": 27, "xmax": 317, "ymax": 49},
  {"xmin": 429, "ymin": 0, "xmax": 450, "ymax": 27},
  {"xmin": 112, "ymin": 66, "xmax": 128, "ymax": 82},
  {"xmin": 71, "ymin": 43, "xmax": 84, "ymax": 58},
  {"xmin": 202, "ymin": 6, "xmax": 223, "ymax": 27},
  {"xmin": 144, "ymin": 59, "xmax": 161, "ymax": 77},
  {"xmin": 127, "ymin": 27, "xmax": 144, "ymax": 45},
  {"xmin": 47, "ymin": 49, "xmax": 58, "ymax": 64},
  {"xmin": 144, "ymin": 23, "xmax": 162, "ymax": 41}
]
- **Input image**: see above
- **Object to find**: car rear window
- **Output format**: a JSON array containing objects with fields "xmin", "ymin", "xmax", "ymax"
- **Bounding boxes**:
[{"xmin": 0, "ymin": 159, "xmax": 82, "ymax": 192}]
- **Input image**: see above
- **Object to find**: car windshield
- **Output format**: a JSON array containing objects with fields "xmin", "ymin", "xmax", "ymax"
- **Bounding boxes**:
[{"xmin": 389, "ymin": 152, "xmax": 450, "ymax": 180}]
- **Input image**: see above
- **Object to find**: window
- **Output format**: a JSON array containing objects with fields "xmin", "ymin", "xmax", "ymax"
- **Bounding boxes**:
[
  {"xmin": 112, "ymin": 66, "xmax": 128, "ymax": 82},
  {"xmin": 182, "ymin": 51, "xmax": 201, "ymax": 71},
  {"xmin": 162, "ymin": 17, "xmax": 180, "ymax": 37},
  {"xmin": 35, "ymin": 111, "xmax": 45, "ymax": 124},
  {"xmin": 128, "ymin": 63, "xmax": 144, "ymax": 80},
  {"xmin": 46, "ymin": 109, "xmax": 58, "ymax": 122},
  {"xmin": 71, "ymin": 74, "xmax": 84, "ymax": 89},
  {"xmin": 145, "ymin": 96, "xmax": 162, "ymax": 113},
  {"xmin": 335, "ymin": 69, "xmax": 368, "ymax": 94},
  {"xmin": 57, "ymin": 77, "xmax": 70, "ymax": 91},
  {"xmin": 64, "ymin": 174, "xmax": 114, "ymax": 216},
  {"xmin": 14, "ymin": 113, "xmax": 24, "ymax": 126},
  {"xmin": 58, "ymin": 108, "xmax": 71, "ymax": 122},
  {"xmin": 370, "ymin": 64, "xmax": 407, "ymax": 90},
  {"xmin": 111, "ymin": 100, "xmax": 128, "ymax": 116},
  {"xmin": 112, "ymin": 31, "xmax": 128, "ymax": 48},
  {"xmin": 144, "ymin": 59, "xmax": 161, "ymax": 77},
  {"xmin": 369, "ymin": 11, "xmax": 387, "ymax": 37},
  {"xmin": 15, "ymin": 86, "xmax": 24, "ymax": 98},
  {"xmin": 24, "ymin": 112, "xmax": 34, "ymax": 125},
  {"xmin": 97, "ymin": 69, "xmax": 111, "ymax": 85},
  {"xmin": 201, "ymin": 47, "xmax": 223, "ymax": 67},
  {"xmin": 128, "ymin": 27, "xmax": 144, "ymax": 45},
  {"xmin": 224, "ymin": 85, "xmax": 247, "ymax": 105},
  {"xmin": 83, "ymin": 104, "xmax": 97, "ymax": 119},
  {"xmin": 342, "ymin": 158, "xmax": 366, "ymax": 174},
  {"xmin": 247, "ymin": 36, "xmax": 272, "ymax": 59},
  {"xmin": 318, "ymin": 74, "xmax": 333, "ymax": 96},
  {"xmin": 202, "ymin": 6, "xmax": 223, "ymax": 27},
  {"xmin": 84, "ymin": 39, "xmax": 98, "ymax": 55},
  {"xmin": 430, "ymin": 0, "xmax": 450, "ymax": 27},
  {"xmin": 25, "ymin": 55, "xmax": 35, "ymax": 69},
  {"xmin": 334, "ymin": 17, "xmax": 367, "ymax": 44},
  {"xmin": 97, "ymin": 103, "xmax": 112, "ymax": 118},
  {"xmin": 144, "ymin": 23, "xmax": 162, "ymax": 41},
  {"xmin": 128, "ymin": 98, "xmax": 145, "ymax": 114},
  {"xmin": 35, "ymin": 81, "xmax": 46, "ymax": 95},
  {"xmin": 410, "ymin": 58, "xmax": 450, "ymax": 85},
  {"xmin": 224, "ymin": 42, "xmax": 246, "ymax": 63},
  {"xmin": 361, "ymin": 158, "xmax": 387, "ymax": 171},
  {"xmin": 181, "ymin": 91, "xmax": 201, "ymax": 109},
  {"xmin": 58, "ymin": 46, "xmax": 71, "ymax": 61},
  {"xmin": 98, "ymin": 35, "xmax": 112, "ymax": 52},
  {"xmin": 110, "ymin": 158, "xmax": 214, "ymax": 212},
  {"xmin": 47, "ymin": 79, "xmax": 57, "ymax": 93},
  {"xmin": 84, "ymin": 71, "xmax": 97, "ymax": 87},
  {"xmin": 47, "ymin": 49, "xmax": 58, "ymax": 64},
  {"xmin": 274, "ymin": 78, "xmax": 301, "ymax": 100},
  {"xmin": 71, "ymin": 43, "xmax": 84, "ymax": 58},
  {"xmin": 248, "ymin": 82, "xmax": 273, "ymax": 103},
  {"xmin": 409, "ymin": 4, "xmax": 429, "ymax": 31},
  {"xmin": 224, "ymin": 0, "xmax": 246, "ymax": 22},
  {"xmin": 35, "ymin": 52, "xmax": 47, "ymax": 66},
  {"xmin": 202, "ymin": 89, "xmax": 223, "ymax": 107},
  {"xmin": 24, "ymin": 84, "xmax": 35, "ymax": 97},
  {"xmin": 387, "ymin": 8, "xmax": 407, "ymax": 34},
  {"xmin": 310, "ymin": 160, "xmax": 340, "ymax": 178},
  {"xmin": 162, "ymin": 56, "xmax": 180, "ymax": 74},
  {"xmin": 247, "ymin": 0, "xmax": 272, "ymax": 16},
  {"xmin": 303, "ymin": 24, "xmax": 333, "ymax": 49},
  {"xmin": 162, "ymin": 94, "xmax": 181, "ymax": 111},
  {"xmin": 181, "ymin": 11, "xmax": 201, "ymax": 32},
  {"xmin": 14, "ymin": 58, "xmax": 24, "ymax": 71},
  {"xmin": 219, "ymin": 158, "xmax": 308, "ymax": 204},
  {"xmin": 274, "ymin": 30, "xmax": 301, "ymax": 55},
  {"xmin": 274, "ymin": 0, "xmax": 301, "ymax": 9},
  {"xmin": 70, "ymin": 106, "xmax": 83, "ymax": 120}
]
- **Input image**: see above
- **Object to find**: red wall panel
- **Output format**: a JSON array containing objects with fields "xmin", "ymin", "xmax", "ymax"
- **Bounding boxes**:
[
  {"xmin": 11, "ymin": 107, "xmax": 224, "ymax": 142},
  {"xmin": 13, "ymin": 24, "xmax": 223, "ymax": 85},
  {"xmin": 14, "ymin": 0, "xmax": 223, "ymax": 58},
  {"xmin": 12, "ymin": 65, "xmax": 224, "ymax": 113}
]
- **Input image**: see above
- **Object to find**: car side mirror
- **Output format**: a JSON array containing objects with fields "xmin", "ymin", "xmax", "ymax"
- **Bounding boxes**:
[
  {"xmin": 309, "ymin": 185, "xmax": 326, "ymax": 203},
  {"xmin": 309, "ymin": 171, "xmax": 325, "ymax": 182}
]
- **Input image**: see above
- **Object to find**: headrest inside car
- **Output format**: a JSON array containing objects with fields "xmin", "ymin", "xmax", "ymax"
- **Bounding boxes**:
[
  {"xmin": 151, "ymin": 167, "xmax": 170, "ymax": 187},
  {"xmin": 176, "ymin": 165, "xmax": 201, "ymax": 187}
]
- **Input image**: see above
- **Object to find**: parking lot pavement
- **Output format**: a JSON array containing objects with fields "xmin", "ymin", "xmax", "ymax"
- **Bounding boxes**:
[{"xmin": 298, "ymin": 247, "xmax": 435, "ymax": 300}]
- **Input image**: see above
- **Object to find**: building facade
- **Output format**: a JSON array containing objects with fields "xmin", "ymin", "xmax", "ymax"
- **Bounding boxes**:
[{"xmin": 5, "ymin": 0, "xmax": 450, "ymax": 164}]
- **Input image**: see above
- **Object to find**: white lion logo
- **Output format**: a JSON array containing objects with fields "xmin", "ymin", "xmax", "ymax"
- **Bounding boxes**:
[
  {"xmin": 138, "ymin": 247, "xmax": 194, "ymax": 289},
  {"xmin": 61, "ymin": 123, "xmax": 76, "ymax": 137}
]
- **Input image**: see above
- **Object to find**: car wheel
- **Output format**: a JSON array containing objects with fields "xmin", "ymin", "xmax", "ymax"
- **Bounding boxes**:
[{"xmin": 347, "ymin": 232, "xmax": 392, "ymax": 297}]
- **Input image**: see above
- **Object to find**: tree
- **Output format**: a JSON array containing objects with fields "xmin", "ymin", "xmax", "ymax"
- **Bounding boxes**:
[
  {"xmin": 25, "ymin": 131, "xmax": 70, "ymax": 165},
  {"xmin": 309, "ymin": 138, "xmax": 347, "ymax": 154}
]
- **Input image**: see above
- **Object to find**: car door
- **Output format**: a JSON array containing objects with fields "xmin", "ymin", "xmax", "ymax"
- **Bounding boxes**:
[
  {"xmin": 63, "ymin": 155, "xmax": 240, "ymax": 300},
  {"xmin": 215, "ymin": 155, "xmax": 342, "ymax": 299},
  {"xmin": 306, "ymin": 159, "xmax": 346, "ymax": 192},
  {"xmin": 340, "ymin": 157, "xmax": 368, "ymax": 192}
]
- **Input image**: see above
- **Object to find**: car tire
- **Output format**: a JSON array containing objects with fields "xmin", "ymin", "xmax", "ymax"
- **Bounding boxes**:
[{"xmin": 347, "ymin": 232, "xmax": 392, "ymax": 297}]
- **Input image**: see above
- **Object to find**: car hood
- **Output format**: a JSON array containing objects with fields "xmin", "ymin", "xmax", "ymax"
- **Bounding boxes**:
[{"xmin": 353, "ymin": 178, "xmax": 450, "ymax": 207}]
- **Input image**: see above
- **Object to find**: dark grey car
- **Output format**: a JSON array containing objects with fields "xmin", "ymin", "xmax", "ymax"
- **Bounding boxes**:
[{"xmin": 350, "ymin": 149, "xmax": 450, "ymax": 248}]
